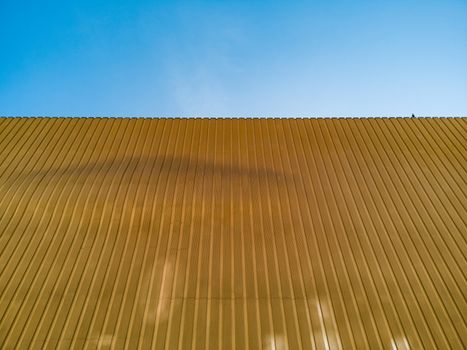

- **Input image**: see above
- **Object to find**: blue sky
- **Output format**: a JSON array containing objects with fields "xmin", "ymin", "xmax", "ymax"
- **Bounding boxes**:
[{"xmin": 1, "ymin": 0, "xmax": 466, "ymax": 117}]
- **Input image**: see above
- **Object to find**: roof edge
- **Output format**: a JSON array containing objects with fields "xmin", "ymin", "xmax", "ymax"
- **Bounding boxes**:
[{"xmin": 0, "ymin": 116, "xmax": 465, "ymax": 120}]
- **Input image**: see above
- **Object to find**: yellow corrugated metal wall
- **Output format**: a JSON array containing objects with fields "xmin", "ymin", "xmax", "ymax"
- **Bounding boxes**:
[{"xmin": 0, "ymin": 118, "xmax": 465, "ymax": 349}]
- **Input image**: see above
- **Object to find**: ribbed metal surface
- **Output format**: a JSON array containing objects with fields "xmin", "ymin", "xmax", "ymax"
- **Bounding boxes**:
[{"xmin": 0, "ymin": 117, "xmax": 465, "ymax": 349}]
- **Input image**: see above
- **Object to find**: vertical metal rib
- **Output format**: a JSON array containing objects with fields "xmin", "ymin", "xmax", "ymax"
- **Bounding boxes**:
[{"xmin": 0, "ymin": 117, "xmax": 465, "ymax": 349}]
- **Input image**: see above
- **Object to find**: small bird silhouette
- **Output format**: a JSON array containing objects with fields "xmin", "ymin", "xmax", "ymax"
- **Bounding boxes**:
[{"xmin": 411, "ymin": 114, "xmax": 415, "ymax": 118}]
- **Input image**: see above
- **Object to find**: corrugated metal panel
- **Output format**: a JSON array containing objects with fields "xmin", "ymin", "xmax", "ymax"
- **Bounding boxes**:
[{"xmin": 0, "ymin": 117, "xmax": 465, "ymax": 349}]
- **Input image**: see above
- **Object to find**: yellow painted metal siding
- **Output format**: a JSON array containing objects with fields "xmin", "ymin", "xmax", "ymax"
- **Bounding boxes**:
[{"xmin": 0, "ymin": 118, "xmax": 465, "ymax": 349}]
